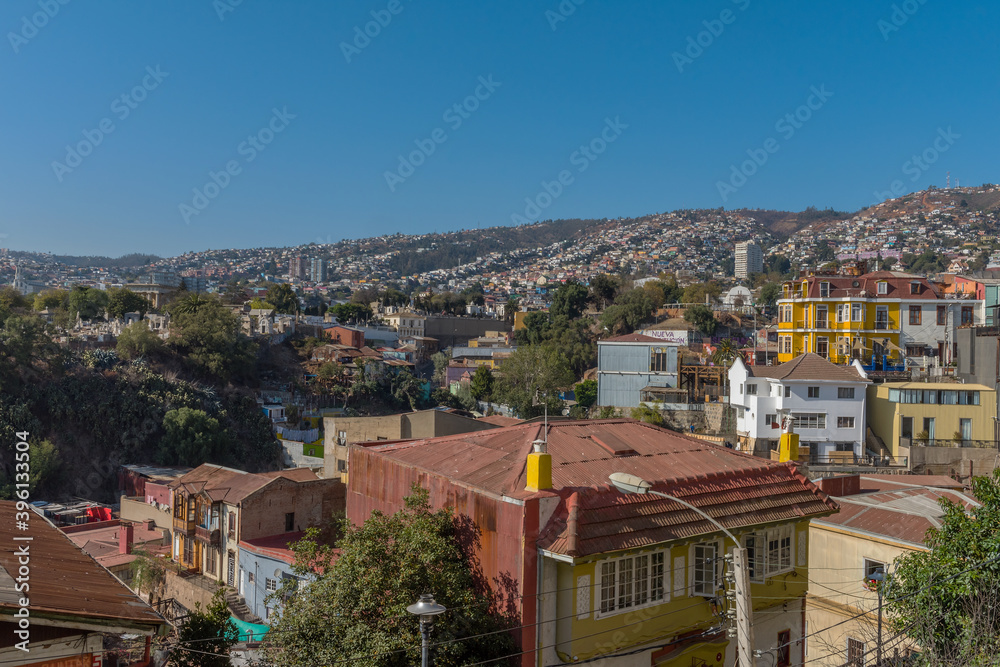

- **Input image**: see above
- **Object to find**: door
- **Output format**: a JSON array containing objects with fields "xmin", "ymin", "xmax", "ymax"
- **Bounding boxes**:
[
  {"xmin": 901, "ymin": 417, "xmax": 913, "ymax": 441},
  {"xmin": 923, "ymin": 417, "xmax": 935, "ymax": 442},
  {"xmin": 227, "ymin": 552, "xmax": 236, "ymax": 586},
  {"xmin": 816, "ymin": 337, "xmax": 829, "ymax": 359},
  {"xmin": 960, "ymin": 418, "xmax": 972, "ymax": 442},
  {"xmin": 876, "ymin": 306, "xmax": 889, "ymax": 330}
]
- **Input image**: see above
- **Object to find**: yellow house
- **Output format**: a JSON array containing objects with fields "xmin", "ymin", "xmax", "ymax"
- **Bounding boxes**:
[
  {"xmin": 776, "ymin": 271, "xmax": 979, "ymax": 367},
  {"xmin": 867, "ymin": 382, "xmax": 997, "ymax": 457},
  {"xmin": 348, "ymin": 419, "xmax": 838, "ymax": 666}
]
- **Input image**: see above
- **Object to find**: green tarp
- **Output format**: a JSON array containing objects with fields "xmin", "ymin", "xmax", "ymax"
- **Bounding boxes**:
[{"xmin": 229, "ymin": 615, "xmax": 270, "ymax": 642}]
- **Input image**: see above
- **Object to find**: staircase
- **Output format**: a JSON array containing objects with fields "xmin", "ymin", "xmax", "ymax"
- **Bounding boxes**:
[{"xmin": 224, "ymin": 587, "xmax": 263, "ymax": 624}]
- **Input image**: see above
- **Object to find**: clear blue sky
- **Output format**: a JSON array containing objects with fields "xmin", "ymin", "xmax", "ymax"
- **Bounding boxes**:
[{"xmin": 1, "ymin": 1, "xmax": 996, "ymax": 257}]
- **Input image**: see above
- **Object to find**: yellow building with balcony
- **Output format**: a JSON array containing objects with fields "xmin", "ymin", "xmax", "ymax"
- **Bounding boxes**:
[{"xmin": 776, "ymin": 271, "xmax": 980, "ymax": 368}]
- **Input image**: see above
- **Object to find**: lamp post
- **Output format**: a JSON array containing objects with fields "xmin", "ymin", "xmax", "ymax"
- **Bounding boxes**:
[
  {"xmin": 609, "ymin": 473, "xmax": 756, "ymax": 667},
  {"xmin": 407, "ymin": 593, "xmax": 447, "ymax": 667},
  {"xmin": 868, "ymin": 571, "xmax": 885, "ymax": 666}
]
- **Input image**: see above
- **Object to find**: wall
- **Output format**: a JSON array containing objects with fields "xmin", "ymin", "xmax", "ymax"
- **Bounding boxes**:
[
  {"xmin": 163, "ymin": 569, "xmax": 220, "ymax": 613},
  {"xmin": 424, "ymin": 315, "xmax": 511, "ymax": 346},
  {"xmin": 240, "ymin": 477, "xmax": 345, "ymax": 544},
  {"xmin": 597, "ymin": 342, "xmax": 678, "ymax": 408},
  {"xmin": 908, "ymin": 446, "xmax": 999, "ymax": 478},
  {"xmin": 238, "ymin": 547, "xmax": 299, "ymax": 623},
  {"xmin": 120, "ymin": 496, "xmax": 172, "ymax": 531}
]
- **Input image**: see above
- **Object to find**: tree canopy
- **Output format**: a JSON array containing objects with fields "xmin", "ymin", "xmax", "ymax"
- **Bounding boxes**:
[
  {"xmin": 106, "ymin": 287, "xmax": 152, "ymax": 319},
  {"xmin": 263, "ymin": 487, "xmax": 516, "ymax": 667},
  {"xmin": 167, "ymin": 297, "xmax": 257, "ymax": 381},
  {"xmin": 495, "ymin": 345, "xmax": 574, "ymax": 418},
  {"xmin": 684, "ymin": 304, "xmax": 718, "ymax": 335}
]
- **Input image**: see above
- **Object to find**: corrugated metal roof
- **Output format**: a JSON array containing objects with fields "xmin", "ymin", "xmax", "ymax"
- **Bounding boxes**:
[
  {"xmin": 0, "ymin": 502, "xmax": 167, "ymax": 630},
  {"xmin": 169, "ymin": 464, "xmax": 318, "ymax": 503},
  {"xmin": 363, "ymin": 419, "xmax": 837, "ymax": 557}
]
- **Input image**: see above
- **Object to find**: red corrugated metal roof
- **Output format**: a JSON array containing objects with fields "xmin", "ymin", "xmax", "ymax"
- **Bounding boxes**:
[
  {"xmin": 170, "ymin": 464, "xmax": 317, "ymax": 502},
  {"xmin": 362, "ymin": 419, "xmax": 837, "ymax": 557},
  {"xmin": 239, "ymin": 531, "xmax": 304, "ymax": 564},
  {"xmin": 600, "ymin": 333, "xmax": 664, "ymax": 343},
  {"xmin": 0, "ymin": 502, "xmax": 167, "ymax": 631}
]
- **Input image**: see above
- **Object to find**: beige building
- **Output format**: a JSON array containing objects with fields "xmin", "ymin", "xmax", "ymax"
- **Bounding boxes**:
[
  {"xmin": 383, "ymin": 310, "xmax": 426, "ymax": 338},
  {"xmin": 868, "ymin": 381, "xmax": 997, "ymax": 457},
  {"xmin": 323, "ymin": 409, "xmax": 499, "ymax": 476},
  {"xmin": 806, "ymin": 474, "xmax": 977, "ymax": 666}
]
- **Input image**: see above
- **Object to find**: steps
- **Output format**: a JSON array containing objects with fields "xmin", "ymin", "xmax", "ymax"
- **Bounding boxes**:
[{"xmin": 224, "ymin": 587, "xmax": 263, "ymax": 624}]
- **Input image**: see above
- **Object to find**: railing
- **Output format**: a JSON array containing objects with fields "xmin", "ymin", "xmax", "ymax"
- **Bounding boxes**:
[
  {"xmin": 809, "ymin": 454, "xmax": 909, "ymax": 468},
  {"xmin": 172, "ymin": 516, "xmax": 195, "ymax": 537},
  {"xmin": 904, "ymin": 438, "xmax": 998, "ymax": 449},
  {"xmin": 874, "ymin": 318, "xmax": 895, "ymax": 330},
  {"xmin": 195, "ymin": 526, "xmax": 221, "ymax": 546}
]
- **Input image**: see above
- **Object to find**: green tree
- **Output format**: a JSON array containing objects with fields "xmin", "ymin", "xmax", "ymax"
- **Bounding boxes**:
[
  {"xmin": 550, "ymin": 280, "xmax": 589, "ymax": 320},
  {"xmin": 106, "ymin": 287, "xmax": 152, "ymax": 319},
  {"xmin": 116, "ymin": 321, "xmax": 164, "ymax": 360},
  {"xmin": 599, "ymin": 289, "xmax": 654, "ymax": 335},
  {"xmin": 168, "ymin": 293, "xmax": 210, "ymax": 315},
  {"xmin": 503, "ymin": 296, "xmax": 519, "ymax": 325},
  {"xmin": 711, "ymin": 338, "xmax": 739, "ymax": 365},
  {"xmin": 265, "ymin": 282, "xmax": 299, "ymax": 314},
  {"xmin": 158, "ymin": 407, "xmax": 229, "ymax": 466},
  {"xmin": 431, "ymin": 351, "xmax": 449, "ymax": 385},
  {"xmin": 589, "ymin": 274, "xmax": 619, "ymax": 308},
  {"xmin": 264, "ymin": 487, "xmax": 516, "ymax": 667},
  {"xmin": 684, "ymin": 304, "xmax": 718, "ymax": 335},
  {"xmin": 469, "ymin": 365, "xmax": 495, "ymax": 402},
  {"xmin": 887, "ymin": 471, "xmax": 1000, "ymax": 665},
  {"xmin": 495, "ymin": 345, "xmax": 574, "ymax": 418},
  {"xmin": 129, "ymin": 544, "xmax": 167, "ymax": 604},
  {"xmin": 759, "ymin": 283, "xmax": 781, "ymax": 308},
  {"xmin": 330, "ymin": 302, "xmax": 373, "ymax": 323},
  {"xmin": 630, "ymin": 404, "xmax": 664, "ymax": 426},
  {"xmin": 682, "ymin": 281, "xmax": 722, "ymax": 306},
  {"xmin": 574, "ymin": 379, "xmax": 598, "ymax": 410},
  {"xmin": 67, "ymin": 285, "xmax": 109, "ymax": 320},
  {"xmin": 33, "ymin": 289, "xmax": 69, "ymax": 312},
  {"xmin": 516, "ymin": 311, "xmax": 550, "ymax": 346},
  {"xmin": 169, "ymin": 589, "xmax": 239, "ymax": 667},
  {"xmin": 168, "ymin": 297, "xmax": 256, "ymax": 381}
]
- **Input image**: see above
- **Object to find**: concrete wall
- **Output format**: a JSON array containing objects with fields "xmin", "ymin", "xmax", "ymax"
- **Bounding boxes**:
[
  {"xmin": 424, "ymin": 316, "xmax": 511, "ymax": 346},
  {"xmin": 240, "ymin": 477, "xmax": 345, "ymax": 544},
  {"xmin": 163, "ymin": 569, "xmax": 221, "ymax": 613},
  {"xmin": 120, "ymin": 496, "xmax": 172, "ymax": 532},
  {"xmin": 908, "ymin": 446, "xmax": 999, "ymax": 478}
]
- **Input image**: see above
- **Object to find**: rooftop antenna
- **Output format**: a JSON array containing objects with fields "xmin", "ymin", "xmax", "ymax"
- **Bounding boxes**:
[{"xmin": 947, "ymin": 171, "xmax": 950, "ymax": 189}]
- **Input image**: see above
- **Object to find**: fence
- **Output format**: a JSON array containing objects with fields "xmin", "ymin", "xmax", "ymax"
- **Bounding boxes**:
[{"xmin": 901, "ymin": 437, "xmax": 998, "ymax": 450}]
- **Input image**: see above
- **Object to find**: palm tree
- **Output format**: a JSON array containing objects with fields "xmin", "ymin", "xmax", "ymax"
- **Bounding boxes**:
[
  {"xmin": 711, "ymin": 337, "xmax": 739, "ymax": 366},
  {"xmin": 504, "ymin": 296, "xmax": 519, "ymax": 325},
  {"xmin": 169, "ymin": 293, "xmax": 209, "ymax": 315}
]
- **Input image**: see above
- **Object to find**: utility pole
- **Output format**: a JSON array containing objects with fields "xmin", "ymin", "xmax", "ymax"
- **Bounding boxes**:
[{"xmin": 733, "ymin": 547, "xmax": 756, "ymax": 667}]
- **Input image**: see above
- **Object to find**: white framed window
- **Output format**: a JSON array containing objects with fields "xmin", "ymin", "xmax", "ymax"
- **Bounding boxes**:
[
  {"xmin": 784, "ymin": 386, "xmax": 791, "ymax": 398},
  {"xmin": 596, "ymin": 550, "xmax": 668, "ymax": 618},
  {"xmin": 744, "ymin": 526, "xmax": 796, "ymax": 581},
  {"xmin": 837, "ymin": 416, "xmax": 855, "ymax": 428},
  {"xmin": 691, "ymin": 543, "xmax": 719, "ymax": 597},
  {"xmin": 746, "ymin": 383, "xmax": 757, "ymax": 395},
  {"xmin": 765, "ymin": 414, "xmax": 778, "ymax": 426},
  {"xmin": 851, "ymin": 303, "xmax": 862, "ymax": 322},
  {"xmin": 836, "ymin": 304, "xmax": 848, "ymax": 323},
  {"xmin": 792, "ymin": 413, "xmax": 826, "ymax": 429},
  {"xmin": 265, "ymin": 577, "xmax": 278, "ymax": 592},
  {"xmin": 877, "ymin": 281, "xmax": 888, "ymax": 295},
  {"xmin": 744, "ymin": 534, "xmax": 765, "ymax": 583},
  {"xmin": 807, "ymin": 386, "xmax": 820, "ymax": 398},
  {"xmin": 864, "ymin": 558, "xmax": 885, "ymax": 581},
  {"xmin": 820, "ymin": 282, "xmax": 830, "ymax": 297},
  {"xmin": 838, "ymin": 387, "xmax": 855, "ymax": 399}
]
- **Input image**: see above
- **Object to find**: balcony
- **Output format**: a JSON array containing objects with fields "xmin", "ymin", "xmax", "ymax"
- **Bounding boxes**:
[
  {"xmin": 815, "ymin": 319, "xmax": 828, "ymax": 329},
  {"xmin": 902, "ymin": 437, "xmax": 998, "ymax": 450},
  {"xmin": 173, "ymin": 516, "xmax": 195, "ymax": 536},
  {"xmin": 874, "ymin": 318, "xmax": 895, "ymax": 331},
  {"xmin": 195, "ymin": 525, "xmax": 221, "ymax": 546}
]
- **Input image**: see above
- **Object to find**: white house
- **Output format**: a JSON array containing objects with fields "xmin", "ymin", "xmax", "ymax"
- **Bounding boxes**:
[{"xmin": 729, "ymin": 353, "xmax": 869, "ymax": 459}]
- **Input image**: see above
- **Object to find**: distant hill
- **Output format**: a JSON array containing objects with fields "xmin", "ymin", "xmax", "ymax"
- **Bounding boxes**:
[
  {"xmin": 729, "ymin": 206, "xmax": 854, "ymax": 238},
  {"xmin": 51, "ymin": 253, "xmax": 161, "ymax": 268}
]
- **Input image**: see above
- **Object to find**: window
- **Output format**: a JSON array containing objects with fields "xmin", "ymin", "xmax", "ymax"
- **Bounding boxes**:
[
  {"xmin": 877, "ymin": 281, "xmax": 888, "ymax": 295},
  {"xmin": 851, "ymin": 303, "xmax": 862, "ymax": 322},
  {"xmin": 337, "ymin": 459, "xmax": 347, "ymax": 473},
  {"xmin": 780, "ymin": 336, "xmax": 792, "ymax": 355},
  {"xmin": 650, "ymin": 348, "xmax": 671, "ymax": 372},
  {"xmin": 744, "ymin": 526, "xmax": 795, "ymax": 579},
  {"xmin": 285, "ymin": 513, "xmax": 295, "ymax": 532},
  {"xmin": 692, "ymin": 543, "xmax": 717, "ymax": 596},
  {"xmin": 597, "ymin": 551, "xmax": 668, "ymax": 617},
  {"xmin": 744, "ymin": 534, "xmax": 764, "ymax": 583},
  {"xmin": 228, "ymin": 512, "xmax": 236, "ymax": 538},
  {"xmin": 206, "ymin": 547, "xmax": 217, "ymax": 573},
  {"xmin": 847, "ymin": 637, "xmax": 866, "ymax": 667},
  {"xmin": 777, "ymin": 630, "xmax": 791, "ymax": 667},
  {"xmin": 837, "ymin": 416, "xmax": 855, "ymax": 428},
  {"xmin": 745, "ymin": 383, "xmax": 757, "ymax": 395},
  {"xmin": 784, "ymin": 386, "xmax": 791, "ymax": 398},
  {"xmin": 816, "ymin": 306, "xmax": 828, "ymax": 328},
  {"xmin": 909, "ymin": 281, "xmax": 921, "ymax": 295},
  {"xmin": 266, "ymin": 577, "xmax": 278, "ymax": 592},
  {"xmin": 807, "ymin": 386, "xmax": 820, "ymax": 398},
  {"xmin": 838, "ymin": 387, "xmax": 855, "ymax": 399},
  {"xmin": 820, "ymin": 282, "xmax": 830, "ymax": 298},
  {"xmin": 836, "ymin": 304, "xmax": 848, "ymax": 323},
  {"xmin": 792, "ymin": 413, "xmax": 826, "ymax": 429},
  {"xmin": 937, "ymin": 305, "xmax": 947, "ymax": 325},
  {"xmin": 864, "ymin": 558, "xmax": 885, "ymax": 581},
  {"xmin": 765, "ymin": 414, "xmax": 778, "ymax": 427},
  {"xmin": 248, "ymin": 571, "xmax": 254, "ymax": 583},
  {"xmin": 183, "ymin": 538, "xmax": 193, "ymax": 565},
  {"xmin": 962, "ymin": 306, "xmax": 974, "ymax": 325},
  {"xmin": 909, "ymin": 306, "xmax": 921, "ymax": 325}
]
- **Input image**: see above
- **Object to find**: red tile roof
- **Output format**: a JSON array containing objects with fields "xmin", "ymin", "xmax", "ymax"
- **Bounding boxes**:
[
  {"xmin": 66, "ymin": 521, "xmax": 166, "ymax": 569},
  {"xmin": 784, "ymin": 271, "xmax": 945, "ymax": 300},
  {"xmin": 362, "ymin": 420, "xmax": 837, "ymax": 557},
  {"xmin": 0, "ymin": 502, "xmax": 167, "ymax": 632},
  {"xmin": 747, "ymin": 353, "xmax": 868, "ymax": 382}
]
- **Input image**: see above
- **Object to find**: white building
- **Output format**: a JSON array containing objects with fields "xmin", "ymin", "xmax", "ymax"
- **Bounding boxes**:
[
  {"xmin": 735, "ymin": 240, "xmax": 763, "ymax": 278},
  {"xmin": 729, "ymin": 353, "xmax": 869, "ymax": 459}
]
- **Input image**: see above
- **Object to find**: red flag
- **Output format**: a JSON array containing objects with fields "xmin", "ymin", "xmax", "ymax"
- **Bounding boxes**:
[{"xmin": 771, "ymin": 421, "xmax": 780, "ymax": 429}]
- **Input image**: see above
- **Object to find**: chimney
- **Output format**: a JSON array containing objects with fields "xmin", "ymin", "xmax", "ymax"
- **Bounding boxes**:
[
  {"xmin": 119, "ymin": 522, "xmax": 134, "ymax": 555},
  {"xmin": 146, "ymin": 519, "xmax": 156, "ymax": 531},
  {"xmin": 525, "ymin": 439, "xmax": 552, "ymax": 492}
]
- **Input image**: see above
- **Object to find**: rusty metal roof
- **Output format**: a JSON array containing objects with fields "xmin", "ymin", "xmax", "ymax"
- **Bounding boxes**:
[
  {"xmin": 600, "ymin": 333, "xmax": 664, "ymax": 344},
  {"xmin": 814, "ymin": 485, "xmax": 978, "ymax": 547},
  {"xmin": 362, "ymin": 419, "xmax": 837, "ymax": 557},
  {"xmin": 239, "ymin": 531, "xmax": 304, "ymax": 564},
  {"xmin": 0, "ymin": 502, "xmax": 167, "ymax": 631},
  {"xmin": 169, "ymin": 464, "xmax": 318, "ymax": 502}
]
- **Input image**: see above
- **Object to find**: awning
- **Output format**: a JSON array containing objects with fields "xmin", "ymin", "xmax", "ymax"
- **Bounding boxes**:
[{"xmin": 852, "ymin": 339, "xmax": 870, "ymax": 351}]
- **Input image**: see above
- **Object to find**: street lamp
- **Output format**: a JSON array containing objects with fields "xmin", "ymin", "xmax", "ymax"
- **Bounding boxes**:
[
  {"xmin": 407, "ymin": 593, "xmax": 447, "ymax": 667},
  {"xmin": 608, "ymin": 473, "xmax": 754, "ymax": 667},
  {"xmin": 867, "ymin": 571, "xmax": 885, "ymax": 666}
]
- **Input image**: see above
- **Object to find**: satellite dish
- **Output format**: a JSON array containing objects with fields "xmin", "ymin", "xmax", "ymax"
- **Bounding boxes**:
[{"xmin": 274, "ymin": 568, "xmax": 282, "ymax": 578}]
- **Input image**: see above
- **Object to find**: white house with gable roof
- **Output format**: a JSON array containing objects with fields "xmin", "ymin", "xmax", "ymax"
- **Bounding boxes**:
[{"xmin": 729, "ymin": 353, "xmax": 869, "ymax": 460}]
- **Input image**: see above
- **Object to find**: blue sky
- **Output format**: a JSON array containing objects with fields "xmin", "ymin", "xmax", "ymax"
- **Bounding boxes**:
[{"xmin": 0, "ymin": 1, "xmax": 996, "ymax": 256}]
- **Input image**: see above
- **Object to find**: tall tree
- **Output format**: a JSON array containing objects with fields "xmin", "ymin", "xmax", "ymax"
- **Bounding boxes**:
[
  {"xmin": 106, "ymin": 287, "xmax": 152, "ymax": 319},
  {"xmin": 684, "ymin": 304, "xmax": 718, "ymax": 335},
  {"xmin": 469, "ymin": 365, "xmax": 495, "ymax": 403},
  {"xmin": 550, "ymin": 280, "xmax": 589, "ymax": 320},
  {"xmin": 168, "ymin": 297, "xmax": 256, "ymax": 381},
  {"xmin": 263, "ymin": 487, "xmax": 516, "ymax": 667},
  {"xmin": 495, "ymin": 345, "xmax": 574, "ymax": 418},
  {"xmin": 168, "ymin": 589, "xmax": 239, "ymax": 667},
  {"xmin": 265, "ymin": 282, "xmax": 299, "ymax": 314}
]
